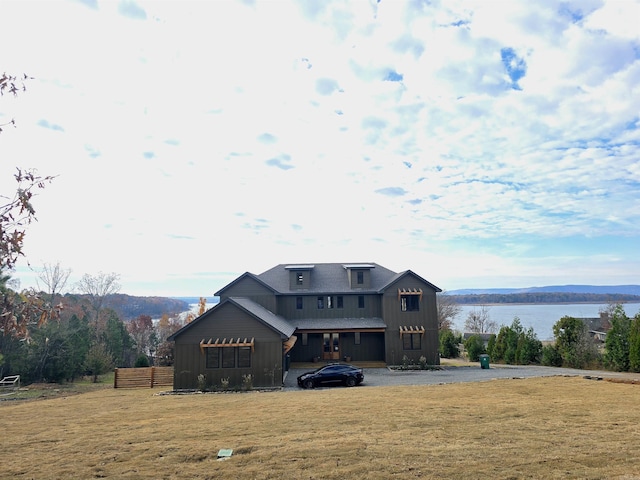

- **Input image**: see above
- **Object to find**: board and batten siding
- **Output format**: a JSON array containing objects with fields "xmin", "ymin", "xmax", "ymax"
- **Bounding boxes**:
[
  {"xmin": 382, "ymin": 278, "xmax": 440, "ymax": 365},
  {"xmin": 218, "ymin": 276, "xmax": 277, "ymax": 312},
  {"xmin": 173, "ymin": 302, "xmax": 284, "ymax": 389},
  {"xmin": 276, "ymin": 293, "xmax": 382, "ymax": 319}
]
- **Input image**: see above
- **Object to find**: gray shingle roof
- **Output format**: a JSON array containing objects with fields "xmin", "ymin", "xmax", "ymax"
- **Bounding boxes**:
[
  {"xmin": 256, "ymin": 262, "xmax": 399, "ymax": 294},
  {"xmin": 229, "ymin": 297, "xmax": 295, "ymax": 338},
  {"xmin": 294, "ymin": 317, "xmax": 387, "ymax": 330},
  {"xmin": 167, "ymin": 296, "xmax": 295, "ymax": 341}
]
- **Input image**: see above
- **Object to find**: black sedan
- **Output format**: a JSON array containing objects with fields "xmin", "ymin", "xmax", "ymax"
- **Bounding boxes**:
[{"xmin": 297, "ymin": 363, "xmax": 364, "ymax": 389}]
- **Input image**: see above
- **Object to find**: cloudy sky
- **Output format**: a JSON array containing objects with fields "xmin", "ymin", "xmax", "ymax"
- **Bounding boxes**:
[{"xmin": 1, "ymin": 0, "xmax": 639, "ymax": 297}]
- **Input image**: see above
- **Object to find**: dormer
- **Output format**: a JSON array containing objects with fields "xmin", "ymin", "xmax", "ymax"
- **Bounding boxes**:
[
  {"xmin": 285, "ymin": 264, "xmax": 315, "ymax": 289},
  {"xmin": 343, "ymin": 263, "xmax": 374, "ymax": 289}
]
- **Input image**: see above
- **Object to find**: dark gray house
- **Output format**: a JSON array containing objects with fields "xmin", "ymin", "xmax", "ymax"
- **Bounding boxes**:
[{"xmin": 168, "ymin": 263, "xmax": 441, "ymax": 389}]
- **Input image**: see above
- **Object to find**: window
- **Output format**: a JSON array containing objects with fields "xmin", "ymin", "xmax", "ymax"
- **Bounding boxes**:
[
  {"xmin": 357, "ymin": 271, "xmax": 364, "ymax": 284},
  {"xmin": 205, "ymin": 346, "xmax": 252, "ymax": 369},
  {"xmin": 337, "ymin": 296, "xmax": 343, "ymax": 308},
  {"xmin": 400, "ymin": 295, "xmax": 420, "ymax": 312},
  {"xmin": 302, "ymin": 333, "xmax": 308, "ymax": 346},
  {"xmin": 296, "ymin": 296, "xmax": 303, "ymax": 310},
  {"xmin": 222, "ymin": 348, "xmax": 235, "ymax": 368},
  {"xmin": 238, "ymin": 347, "xmax": 251, "ymax": 368},
  {"xmin": 327, "ymin": 296, "xmax": 333, "ymax": 309},
  {"xmin": 317, "ymin": 296, "xmax": 324, "ymax": 309},
  {"xmin": 206, "ymin": 348, "xmax": 219, "ymax": 368},
  {"xmin": 354, "ymin": 332, "xmax": 361, "ymax": 345},
  {"xmin": 403, "ymin": 334, "xmax": 422, "ymax": 350},
  {"xmin": 358, "ymin": 295, "xmax": 365, "ymax": 308},
  {"xmin": 296, "ymin": 272, "xmax": 304, "ymax": 285}
]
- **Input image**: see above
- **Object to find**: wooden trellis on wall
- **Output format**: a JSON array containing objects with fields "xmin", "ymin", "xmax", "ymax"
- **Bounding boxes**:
[
  {"xmin": 399, "ymin": 325, "xmax": 426, "ymax": 338},
  {"xmin": 199, "ymin": 337, "xmax": 255, "ymax": 355},
  {"xmin": 397, "ymin": 287, "xmax": 423, "ymax": 301}
]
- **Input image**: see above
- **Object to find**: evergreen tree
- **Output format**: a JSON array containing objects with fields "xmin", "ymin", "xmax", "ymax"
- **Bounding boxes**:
[
  {"xmin": 629, "ymin": 313, "xmax": 640, "ymax": 373},
  {"xmin": 84, "ymin": 343, "xmax": 113, "ymax": 383},
  {"xmin": 464, "ymin": 335, "xmax": 486, "ymax": 362},
  {"xmin": 605, "ymin": 305, "xmax": 631, "ymax": 372},
  {"xmin": 101, "ymin": 310, "xmax": 135, "ymax": 368},
  {"xmin": 439, "ymin": 330, "xmax": 459, "ymax": 358},
  {"xmin": 552, "ymin": 316, "xmax": 598, "ymax": 369}
]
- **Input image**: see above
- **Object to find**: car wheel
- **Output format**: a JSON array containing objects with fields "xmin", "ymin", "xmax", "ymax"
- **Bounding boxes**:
[
  {"xmin": 303, "ymin": 379, "xmax": 314, "ymax": 389},
  {"xmin": 345, "ymin": 377, "xmax": 356, "ymax": 387}
]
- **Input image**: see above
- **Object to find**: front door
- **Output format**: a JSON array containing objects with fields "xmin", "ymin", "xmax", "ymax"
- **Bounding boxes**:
[{"xmin": 322, "ymin": 332, "xmax": 340, "ymax": 360}]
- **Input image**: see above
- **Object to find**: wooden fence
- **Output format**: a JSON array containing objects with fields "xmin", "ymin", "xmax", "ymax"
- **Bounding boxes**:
[{"xmin": 113, "ymin": 367, "xmax": 174, "ymax": 389}]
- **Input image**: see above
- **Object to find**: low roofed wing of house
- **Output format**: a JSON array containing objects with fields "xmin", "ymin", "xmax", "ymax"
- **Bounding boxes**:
[{"xmin": 167, "ymin": 297, "xmax": 294, "ymax": 341}]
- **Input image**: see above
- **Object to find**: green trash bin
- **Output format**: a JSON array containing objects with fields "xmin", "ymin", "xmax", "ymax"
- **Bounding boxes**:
[{"xmin": 479, "ymin": 354, "xmax": 490, "ymax": 369}]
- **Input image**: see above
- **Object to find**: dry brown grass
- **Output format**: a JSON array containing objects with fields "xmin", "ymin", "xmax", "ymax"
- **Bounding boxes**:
[{"xmin": 2, "ymin": 377, "xmax": 640, "ymax": 479}]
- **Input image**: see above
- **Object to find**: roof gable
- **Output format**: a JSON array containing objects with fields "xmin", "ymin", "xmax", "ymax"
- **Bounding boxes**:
[
  {"xmin": 214, "ymin": 272, "xmax": 278, "ymax": 297},
  {"xmin": 168, "ymin": 297, "xmax": 295, "ymax": 341},
  {"xmin": 378, "ymin": 270, "xmax": 442, "ymax": 293}
]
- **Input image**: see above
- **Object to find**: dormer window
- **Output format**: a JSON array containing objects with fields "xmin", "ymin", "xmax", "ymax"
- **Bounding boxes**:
[
  {"xmin": 286, "ymin": 264, "xmax": 314, "ymax": 289},
  {"xmin": 343, "ymin": 264, "xmax": 374, "ymax": 289}
]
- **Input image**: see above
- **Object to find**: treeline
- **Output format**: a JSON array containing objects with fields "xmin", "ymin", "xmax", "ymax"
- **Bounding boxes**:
[
  {"xmin": 0, "ymin": 291, "xmax": 187, "ymax": 384},
  {"xmin": 102, "ymin": 294, "xmax": 188, "ymax": 320},
  {"xmin": 449, "ymin": 292, "xmax": 640, "ymax": 305},
  {"xmin": 440, "ymin": 304, "xmax": 640, "ymax": 373}
]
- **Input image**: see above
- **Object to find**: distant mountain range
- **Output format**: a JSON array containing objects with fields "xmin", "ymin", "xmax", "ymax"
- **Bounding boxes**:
[{"xmin": 446, "ymin": 285, "xmax": 640, "ymax": 296}]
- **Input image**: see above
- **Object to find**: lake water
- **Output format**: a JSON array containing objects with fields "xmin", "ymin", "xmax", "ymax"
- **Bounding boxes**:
[
  {"xmin": 453, "ymin": 303, "xmax": 640, "ymax": 340},
  {"xmin": 181, "ymin": 301, "xmax": 640, "ymax": 342}
]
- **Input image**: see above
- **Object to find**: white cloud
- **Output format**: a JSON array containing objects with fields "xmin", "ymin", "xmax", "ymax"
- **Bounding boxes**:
[{"xmin": 2, "ymin": 0, "xmax": 639, "ymax": 296}]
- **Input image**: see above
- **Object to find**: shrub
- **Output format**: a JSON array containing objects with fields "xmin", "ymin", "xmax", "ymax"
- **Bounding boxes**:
[
  {"xmin": 418, "ymin": 356, "xmax": 427, "ymax": 369},
  {"xmin": 490, "ymin": 318, "xmax": 541, "ymax": 365},
  {"xmin": 197, "ymin": 374, "xmax": 206, "ymax": 392},
  {"xmin": 464, "ymin": 335, "xmax": 485, "ymax": 362},
  {"xmin": 242, "ymin": 374, "xmax": 253, "ymax": 391},
  {"xmin": 134, "ymin": 355, "xmax": 150, "ymax": 368},
  {"xmin": 401, "ymin": 355, "xmax": 412, "ymax": 370},
  {"xmin": 541, "ymin": 344, "xmax": 562, "ymax": 367}
]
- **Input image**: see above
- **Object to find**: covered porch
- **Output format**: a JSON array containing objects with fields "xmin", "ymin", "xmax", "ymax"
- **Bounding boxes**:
[{"xmin": 288, "ymin": 317, "xmax": 387, "ymax": 364}]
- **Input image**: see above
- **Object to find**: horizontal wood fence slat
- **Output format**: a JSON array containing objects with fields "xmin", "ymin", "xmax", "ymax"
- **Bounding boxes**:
[{"xmin": 113, "ymin": 367, "xmax": 173, "ymax": 389}]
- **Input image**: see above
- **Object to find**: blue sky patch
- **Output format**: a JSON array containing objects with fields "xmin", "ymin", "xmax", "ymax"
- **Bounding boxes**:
[
  {"xmin": 266, "ymin": 154, "xmax": 294, "ymax": 170},
  {"xmin": 500, "ymin": 47, "xmax": 527, "ymax": 89},
  {"xmin": 375, "ymin": 187, "xmax": 407, "ymax": 197},
  {"xmin": 37, "ymin": 119, "xmax": 64, "ymax": 132},
  {"xmin": 384, "ymin": 70, "xmax": 403, "ymax": 82}
]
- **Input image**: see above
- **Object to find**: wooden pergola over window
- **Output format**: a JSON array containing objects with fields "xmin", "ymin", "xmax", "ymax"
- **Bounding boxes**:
[
  {"xmin": 399, "ymin": 325, "xmax": 425, "ymax": 338},
  {"xmin": 199, "ymin": 337, "xmax": 255, "ymax": 355},
  {"xmin": 397, "ymin": 287, "xmax": 423, "ymax": 301}
]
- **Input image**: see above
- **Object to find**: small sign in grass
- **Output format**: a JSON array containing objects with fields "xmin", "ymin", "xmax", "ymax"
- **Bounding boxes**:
[{"xmin": 217, "ymin": 449, "xmax": 233, "ymax": 460}]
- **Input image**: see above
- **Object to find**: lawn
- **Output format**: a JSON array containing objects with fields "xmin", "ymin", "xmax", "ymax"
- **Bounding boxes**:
[{"xmin": 2, "ymin": 376, "xmax": 640, "ymax": 479}]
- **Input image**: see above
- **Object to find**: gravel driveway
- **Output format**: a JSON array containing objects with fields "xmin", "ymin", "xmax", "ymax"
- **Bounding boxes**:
[{"xmin": 282, "ymin": 364, "xmax": 638, "ymax": 390}]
